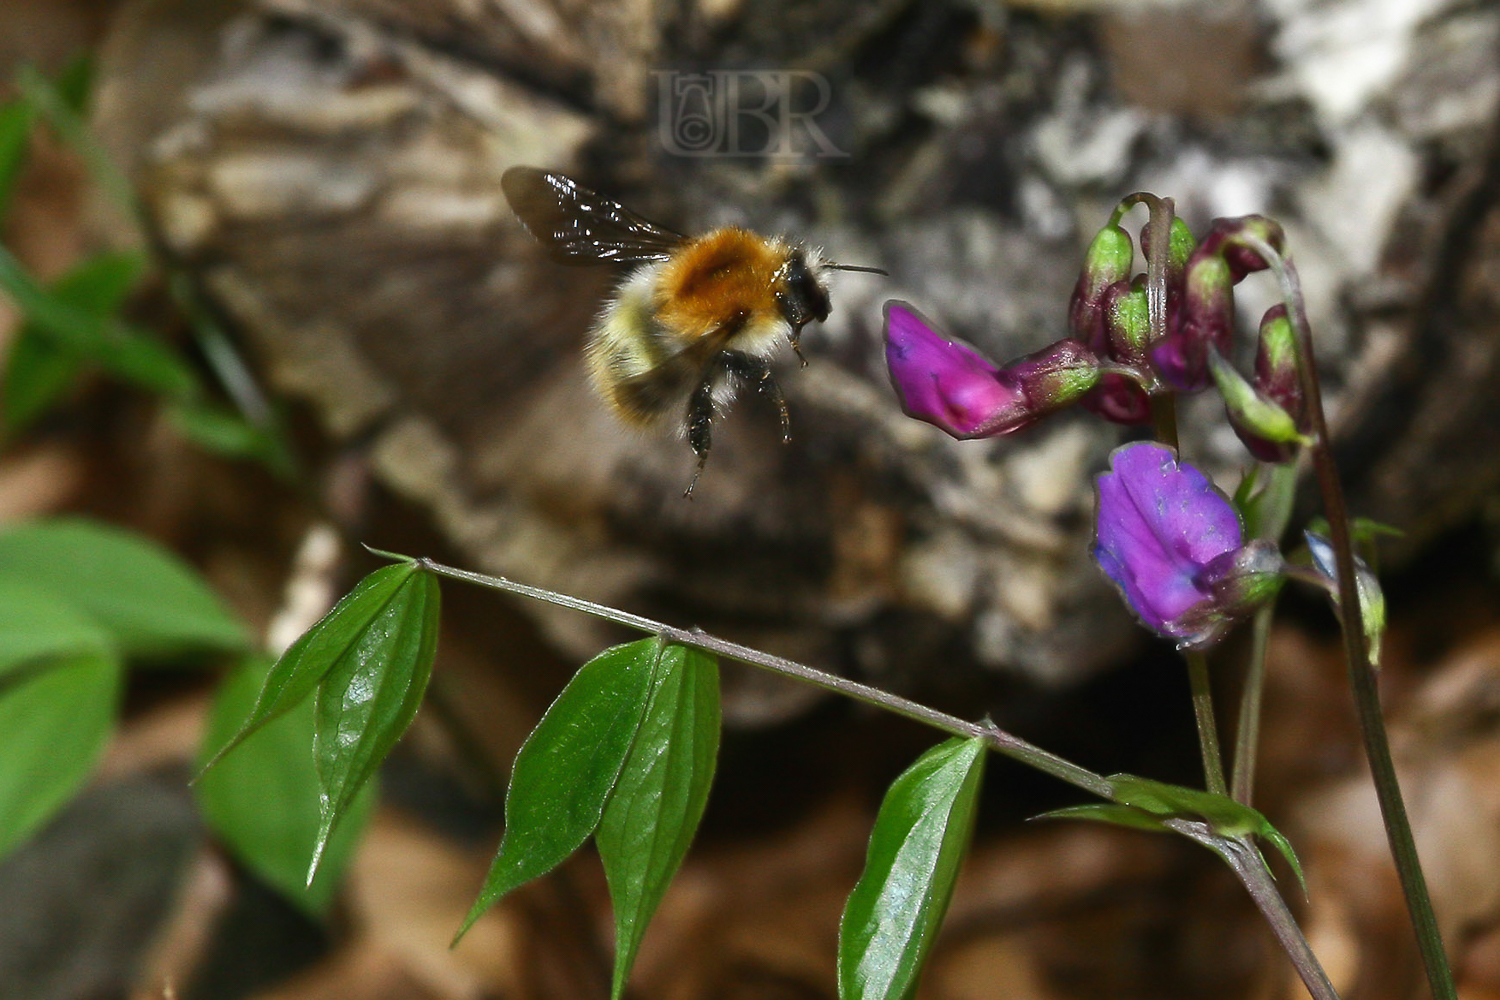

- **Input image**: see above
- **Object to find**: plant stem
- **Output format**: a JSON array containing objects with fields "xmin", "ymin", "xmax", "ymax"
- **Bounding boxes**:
[
  {"xmin": 1231, "ymin": 460, "xmax": 1300, "ymax": 805},
  {"xmin": 1166, "ymin": 818, "xmax": 1341, "ymax": 1000},
  {"xmin": 1186, "ymin": 651, "xmax": 1227, "ymax": 795},
  {"xmin": 413, "ymin": 557, "xmax": 1116, "ymax": 800},
  {"xmin": 1241, "ymin": 234, "xmax": 1456, "ymax": 1000},
  {"xmin": 1231, "ymin": 605, "xmax": 1273, "ymax": 805}
]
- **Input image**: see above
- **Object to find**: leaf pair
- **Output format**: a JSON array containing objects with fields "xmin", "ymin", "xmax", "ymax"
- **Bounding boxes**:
[
  {"xmin": 198, "ymin": 560, "xmax": 440, "ymax": 893},
  {"xmin": 455, "ymin": 636, "xmax": 721, "ymax": 1000},
  {"xmin": 0, "ymin": 518, "xmax": 247, "ymax": 858}
]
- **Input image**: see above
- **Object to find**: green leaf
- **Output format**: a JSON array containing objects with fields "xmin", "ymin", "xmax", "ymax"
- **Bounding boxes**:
[
  {"xmin": 839, "ymin": 736, "xmax": 986, "ymax": 1000},
  {"xmin": 1032, "ymin": 803, "xmax": 1169, "ymax": 833},
  {"xmin": 1105, "ymin": 774, "xmax": 1305, "ymax": 890},
  {"xmin": 54, "ymin": 54, "xmax": 95, "ymax": 115},
  {"xmin": 4, "ymin": 329, "xmax": 80, "ymax": 433},
  {"xmin": 309, "ymin": 568, "xmax": 440, "ymax": 879},
  {"xmin": 597, "ymin": 644, "xmax": 720, "ymax": 1000},
  {"xmin": 0, "ymin": 651, "xmax": 121, "ymax": 858},
  {"xmin": 0, "ymin": 517, "xmax": 247, "ymax": 659},
  {"xmin": 456, "ymin": 637, "xmax": 661, "ymax": 942},
  {"xmin": 197, "ymin": 655, "xmax": 376, "ymax": 917},
  {"xmin": 0, "ymin": 575, "xmax": 114, "ymax": 676},
  {"xmin": 198, "ymin": 561, "xmax": 418, "ymax": 777},
  {"xmin": 4, "ymin": 250, "xmax": 150, "ymax": 433},
  {"xmin": 168, "ymin": 400, "xmax": 282, "ymax": 466},
  {"xmin": 0, "ymin": 97, "xmax": 35, "ymax": 220},
  {"xmin": 16, "ymin": 63, "xmax": 132, "ymax": 213},
  {"xmin": 0, "ymin": 243, "xmax": 198, "ymax": 400}
]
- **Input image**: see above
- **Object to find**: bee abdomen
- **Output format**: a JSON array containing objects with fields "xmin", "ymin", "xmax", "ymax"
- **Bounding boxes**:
[{"xmin": 587, "ymin": 269, "xmax": 698, "ymax": 426}]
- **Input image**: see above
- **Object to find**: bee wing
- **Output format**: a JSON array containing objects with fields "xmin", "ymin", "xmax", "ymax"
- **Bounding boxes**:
[{"xmin": 502, "ymin": 167, "xmax": 686, "ymax": 265}]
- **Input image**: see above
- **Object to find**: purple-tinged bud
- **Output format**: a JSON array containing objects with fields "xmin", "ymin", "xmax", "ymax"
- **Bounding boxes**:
[
  {"xmin": 1153, "ymin": 248, "xmax": 1232, "ymax": 392},
  {"xmin": 1082, "ymin": 375, "xmax": 1153, "ymax": 425},
  {"xmin": 1200, "ymin": 215, "xmax": 1286, "ymax": 282},
  {"xmin": 1254, "ymin": 305, "xmax": 1303, "ymax": 421},
  {"xmin": 1068, "ymin": 224, "xmax": 1134, "ymax": 343},
  {"xmin": 1208, "ymin": 349, "xmax": 1307, "ymax": 464},
  {"xmin": 1139, "ymin": 216, "xmax": 1197, "ymax": 286},
  {"xmin": 883, "ymin": 300, "xmax": 1100, "ymax": 440},
  {"xmin": 1103, "ymin": 279, "xmax": 1151, "ymax": 366},
  {"xmin": 1094, "ymin": 442, "xmax": 1282, "ymax": 649}
]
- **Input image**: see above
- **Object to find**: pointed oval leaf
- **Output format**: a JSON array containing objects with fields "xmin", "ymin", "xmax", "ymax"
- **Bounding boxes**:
[
  {"xmin": 0, "ymin": 244, "xmax": 198, "ymax": 400},
  {"xmin": 309, "ymin": 568, "xmax": 440, "ymax": 878},
  {"xmin": 5, "ymin": 251, "xmax": 150, "ymax": 433},
  {"xmin": 597, "ymin": 644, "xmax": 721, "ymax": 1000},
  {"xmin": 0, "ymin": 518, "xmax": 246, "ymax": 659},
  {"xmin": 455, "ymin": 637, "xmax": 661, "ymax": 942},
  {"xmin": 198, "ymin": 561, "xmax": 418, "ymax": 775},
  {"xmin": 839, "ymin": 736, "xmax": 986, "ymax": 1000},
  {"xmin": 0, "ymin": 576, "xmax": 114, "ymax": 676},
  {"xmin": 0, "ymin": 650, "xmax": 122, "ymax": 858},
  {"xmin": 197, "ymin": 655, "xmax": 376, "ymax": 917}
]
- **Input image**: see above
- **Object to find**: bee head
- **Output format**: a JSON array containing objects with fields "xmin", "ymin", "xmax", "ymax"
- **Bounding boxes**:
[{"xmin": 775, "ymin": 248, "xmax": 833, "ymax": 339}]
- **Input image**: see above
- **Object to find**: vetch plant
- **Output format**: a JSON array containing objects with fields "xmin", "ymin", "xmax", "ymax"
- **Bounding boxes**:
[{"xmin": 195, "ymin": 193, "xmax": 1454, "ymax": 1000}]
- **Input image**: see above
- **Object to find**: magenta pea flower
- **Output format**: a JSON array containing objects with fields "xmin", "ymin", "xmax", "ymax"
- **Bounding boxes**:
[
  {"xmin": 1093, "ymin": 442, "xmax": 1281, "ymax": 648},
  {"xmin": 884, "ymin": 301, "xmax": 1100, "ymax": 439}
]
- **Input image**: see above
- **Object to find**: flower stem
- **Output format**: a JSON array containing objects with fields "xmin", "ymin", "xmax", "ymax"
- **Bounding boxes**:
[
  {"xmin": 1186, "ymin": 650, "xmax": 1228, "ymax": 795},
  {"xmin": 1240, "ymin": 234, "xmax": 1456, "ymax": 1000},
  {"xmin": 412, "ymin": 556, "xmax": 1116, "ymax": 800},
  {"xmin": 1231, "ymin": 460, "xmax": 1300, "ymax": 805}
]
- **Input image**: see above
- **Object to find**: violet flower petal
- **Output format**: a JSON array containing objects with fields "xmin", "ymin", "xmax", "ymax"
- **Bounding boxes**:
[
  {"xmin": 1093, "ymin": 442, "xmax": 1243, "ymax": 643},
  {"xmin": 884, "ymin": 300, "xmax": 1029, "ymax": 439}
]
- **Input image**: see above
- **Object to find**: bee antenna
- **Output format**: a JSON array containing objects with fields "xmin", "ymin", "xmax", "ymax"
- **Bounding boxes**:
[{"xmin": 826, "ymin": 262, "xmax": 889, "ymax": 275}]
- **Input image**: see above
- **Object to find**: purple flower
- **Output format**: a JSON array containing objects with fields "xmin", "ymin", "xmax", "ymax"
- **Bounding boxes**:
[
  {"xmin": 884, "ymin": 301, "xmax": 1099, "ymax": 439},
  {"xmin": 1093, "ymin": 442, "xmax": 1257, "ymax": 648}
]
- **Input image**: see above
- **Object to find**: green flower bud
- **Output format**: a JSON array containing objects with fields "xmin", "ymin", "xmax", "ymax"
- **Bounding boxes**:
[
  {"xmin": 1068, "ymin": 224, "xmax": 1134, "ymax": 343},
  {"xmin": 1208, "ymin": 349, "xmax": 1308, "ymax": 462},
  {"xmin": 1103, "ymin": 279, "xmax": 1151, "ymax": 366}
]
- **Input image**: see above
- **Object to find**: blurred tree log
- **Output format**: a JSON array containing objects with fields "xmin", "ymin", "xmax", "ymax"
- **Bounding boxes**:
[{"xmin": 92, "ymin": 0, "xmax": 1500, "ymax": 716}]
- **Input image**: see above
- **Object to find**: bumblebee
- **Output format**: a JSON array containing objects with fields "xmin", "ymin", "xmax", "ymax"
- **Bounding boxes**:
[{"xmin": 501, "ymin": 167, "xmax": 883, "ymax": 496}]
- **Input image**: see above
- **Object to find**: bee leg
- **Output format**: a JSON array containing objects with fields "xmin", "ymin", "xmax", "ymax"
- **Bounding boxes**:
[
  {"xmin": 683, "ymin": 376, "xmax": 716, "ymax": 499},
  {"xmin": 787, "ymin": 327, "xmax": 809, "ymax": 368},
  {"xmin": 724, "ymin": 351, "xmax": 791, "ymax": 443}
]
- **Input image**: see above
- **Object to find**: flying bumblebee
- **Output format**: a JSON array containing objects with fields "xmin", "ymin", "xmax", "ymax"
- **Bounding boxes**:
[{"xmin": 500, "ymin": 167, "xmax": 884, "ymax": 497}]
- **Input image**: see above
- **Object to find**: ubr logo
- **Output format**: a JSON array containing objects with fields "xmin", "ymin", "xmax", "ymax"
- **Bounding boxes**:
[{"xmin": 655, "ymin": 71, "xmax": 848, "ymax": 159}]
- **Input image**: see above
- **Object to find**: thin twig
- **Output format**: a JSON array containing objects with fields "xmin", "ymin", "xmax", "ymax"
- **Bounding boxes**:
[{"xmin": 412, "ymin": 557, "xmax": 1116, "ymax": 800}]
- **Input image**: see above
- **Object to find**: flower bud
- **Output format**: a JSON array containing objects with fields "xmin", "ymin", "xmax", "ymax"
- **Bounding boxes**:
[
  {"xmin": 884, "ymin": 300, "xmax": 1100, "ymax": 440},
  {"xmin": 1208, "ymin": 349, "xmax": 1306, "ymax": 463},
  {"xmin": 1305, "ymin": 532, "xmax": 1387, "ymax": 665},
  {"xmin": 1153, "ymin": 249, "xmax": 1231, "ymax": 392},
  {"xmin": 1200, "ymin": 215, "xmax": 1286, "ymax": 282},
  {"xmin": 1068, "ymin": 224, "xmax": 1134, "ymax": 343},
  {"xmin": 1139, "ymin": 216, "xmax": 1196, "ymax": 285},
  {"xmin": 1253, "ymin": 305, "xmax": 1303, "ymax": 420},
  {"xmin": 1103, "ymin": 279, "xmax": 1151, "ymax": 366}
]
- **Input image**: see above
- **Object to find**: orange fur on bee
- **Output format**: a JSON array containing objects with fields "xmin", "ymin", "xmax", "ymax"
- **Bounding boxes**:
[{"xmin": 654, "ymin": 227, "xmax": 785, "ymax": 340}]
